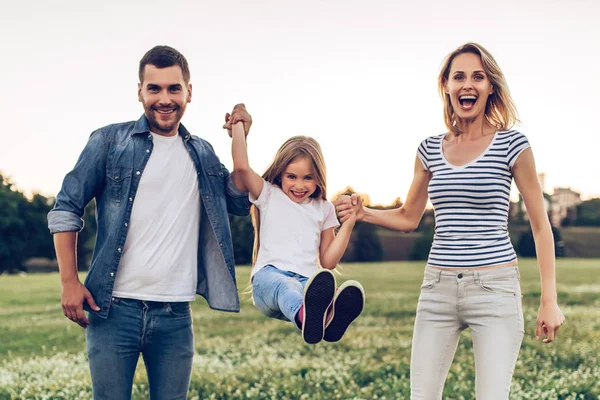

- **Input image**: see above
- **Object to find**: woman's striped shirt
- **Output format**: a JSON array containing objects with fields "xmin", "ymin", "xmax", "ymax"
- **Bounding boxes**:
[{"xmin": 417, "ymin": 130, "xmax": 530, "ymax": 268}]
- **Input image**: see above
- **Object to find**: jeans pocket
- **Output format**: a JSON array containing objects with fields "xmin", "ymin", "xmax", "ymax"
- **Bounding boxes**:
[
  {"xmin": 167, "ymin": 302, "xmax": 191, "ymax": 318},
  {"xmin": 478, "ymin": 277, "xmax": 524, "ymax": 332},
  {"xmin": 479, "ymin": 278, "xmax": 518, "ymax": 296},
  {"xmin": 420, "ymin": 279, "xmax": 437, "ymax": 290}
]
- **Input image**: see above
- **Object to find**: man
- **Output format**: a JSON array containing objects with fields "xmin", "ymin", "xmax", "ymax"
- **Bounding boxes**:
[{"xmin": 47, "ymin": 45, "xmax": 252, "ymax": 399}]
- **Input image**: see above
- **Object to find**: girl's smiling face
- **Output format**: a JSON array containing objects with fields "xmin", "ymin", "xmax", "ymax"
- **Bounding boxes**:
[{"xmin": 280, "ymin": 157, "xmax": 318, "ymax": 204}]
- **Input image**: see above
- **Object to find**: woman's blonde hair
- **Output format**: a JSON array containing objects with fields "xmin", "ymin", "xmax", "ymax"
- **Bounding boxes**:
[
  {"xmin": 251, "ymin": 136, "xmax": 328, "ymax": 266},
  {"xmin": 438, "ymin": 42, "xmax": 520, "ymax": 135}
]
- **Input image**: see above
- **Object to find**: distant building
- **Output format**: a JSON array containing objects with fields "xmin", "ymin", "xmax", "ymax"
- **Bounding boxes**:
[
  {"xmin": 550, "ymin": 187, "xmax": 582, "ymax": 226},
  {"xmin": 510, "ymin": 184, "xmax": 581, "ymax": 227}
]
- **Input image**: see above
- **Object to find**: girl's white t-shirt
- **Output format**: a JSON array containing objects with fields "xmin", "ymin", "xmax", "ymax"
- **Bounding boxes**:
[{"xmin": 250, "ymin": 180, "xmax": 340, "ymax": 278}]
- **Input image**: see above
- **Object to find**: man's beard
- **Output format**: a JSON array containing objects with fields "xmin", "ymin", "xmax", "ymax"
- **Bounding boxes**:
[{"xmin": 146, "ymin": 107, "xmax": 184, "ymax": 134}]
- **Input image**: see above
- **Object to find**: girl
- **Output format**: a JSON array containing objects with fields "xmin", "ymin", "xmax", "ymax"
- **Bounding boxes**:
[
  {"xmin": 227, "ymin": 121, "xmax": 364, "ymax": 344},
  {"xmin": 336, "ymin": 42, "xmax": 565, "ymax": 399}
]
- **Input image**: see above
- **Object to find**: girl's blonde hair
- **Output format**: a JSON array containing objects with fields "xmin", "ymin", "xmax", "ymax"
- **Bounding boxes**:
[
  {"xmin": 438, "ymin": 42, "xmax": 520, "ymax": 135},
  {"xmin": 251, "ymin": 136, "xmax": 328, "ymax": 266}
]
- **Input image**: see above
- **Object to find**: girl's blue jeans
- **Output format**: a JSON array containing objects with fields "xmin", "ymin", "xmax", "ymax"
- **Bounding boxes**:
[{"xmin": 252, "ymin": 265, "xmax": 309, "ymax": 328}]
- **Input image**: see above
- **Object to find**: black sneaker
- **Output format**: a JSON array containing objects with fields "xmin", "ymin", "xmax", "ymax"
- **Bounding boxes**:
[
  {"xmin": 302, "ymin": 269, "xmax": 336, "ymax": 344},
  {"xmin": 323, "ymin": 280, "xmax": 364, "ymax": 343}
]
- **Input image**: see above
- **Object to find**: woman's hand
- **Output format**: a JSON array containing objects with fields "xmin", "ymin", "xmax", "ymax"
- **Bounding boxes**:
[
  {"xmin": 536, "ymin": 300, "xmax": 565, "ymax": 343},
  {"xmin": 334, "ymin": 194, "xmax": 364, "ymax": 222}
]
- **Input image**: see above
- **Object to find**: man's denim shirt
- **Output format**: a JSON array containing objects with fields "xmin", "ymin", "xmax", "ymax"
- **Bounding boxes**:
[{"xmin": 48, "ymin": 115, "xmax": 251, "ymax": 318}]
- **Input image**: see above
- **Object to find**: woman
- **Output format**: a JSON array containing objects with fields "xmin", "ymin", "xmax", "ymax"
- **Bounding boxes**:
[{"xmin": 335, "ymin": 42, "xmax": 565, "ymax": 399}]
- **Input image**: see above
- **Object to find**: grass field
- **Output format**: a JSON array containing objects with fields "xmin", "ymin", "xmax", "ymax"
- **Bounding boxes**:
[{"xmin": 1, "ymin": 259, "xmax": 599, "ymax": 399}]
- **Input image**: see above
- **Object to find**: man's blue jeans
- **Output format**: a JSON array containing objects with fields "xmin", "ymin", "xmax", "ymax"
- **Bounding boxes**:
[
  {"xmin": 86, "ymin": 297, "xmax": 194, "ymax": 400},
  {"xmin": 252, "ymin": 265, "xmax": 309, "ymax": 328}
]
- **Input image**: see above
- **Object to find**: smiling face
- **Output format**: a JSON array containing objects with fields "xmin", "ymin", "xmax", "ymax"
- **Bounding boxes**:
[
  {"xmin": 138, "ymin": 64, "xmax": 192, "ymax": 136},
  {"xmin": 445, "ymin": 52, "xmax": 494, "ymax": 123},
  {"xmin": 280, "ymin": 156, "xmax": 318, "ymax": 204}
]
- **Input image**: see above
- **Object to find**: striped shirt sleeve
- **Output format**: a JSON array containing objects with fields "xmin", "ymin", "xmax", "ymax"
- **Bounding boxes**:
[
  {"xmin": 507, "ymin": 131, "xmax": 530, "ymax": 169},
  {"xmin": 417, "ymin": 138, "xmax": 430, "ymax": 171}
]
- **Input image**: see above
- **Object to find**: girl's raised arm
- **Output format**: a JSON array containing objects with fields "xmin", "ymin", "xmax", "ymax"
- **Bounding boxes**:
[{"xmin": 231, "ymin": 121, "xmax": 264, "ymax": 199}]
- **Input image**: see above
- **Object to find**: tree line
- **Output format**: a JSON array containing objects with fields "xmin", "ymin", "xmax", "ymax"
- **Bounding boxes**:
[{"xmin": 1, "ymin": 175, "xmax": 600, "ymax": 274}]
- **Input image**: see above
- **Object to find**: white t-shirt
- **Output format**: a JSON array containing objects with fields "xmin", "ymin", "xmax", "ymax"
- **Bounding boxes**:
[
  {"xmin": 251, "ymin": 180, "xmax": 340, "ymax": 278},
  {"xmin": 112, "ymin": 131, "xmax": 200, "ymax": 302}
]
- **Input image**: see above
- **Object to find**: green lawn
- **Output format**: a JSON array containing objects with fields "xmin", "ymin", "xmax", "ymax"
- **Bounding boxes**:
[{"xmin": 1, "ymin": 259, "xmax": 599, "ymax": 399}]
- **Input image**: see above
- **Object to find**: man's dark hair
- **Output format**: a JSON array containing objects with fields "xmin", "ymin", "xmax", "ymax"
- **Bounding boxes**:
[{"xmin": 139, "ymin": 45, "xmax": 190, "ymax": 84}]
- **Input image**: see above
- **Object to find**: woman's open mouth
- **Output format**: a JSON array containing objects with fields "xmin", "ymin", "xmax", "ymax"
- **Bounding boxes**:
[{"xmin": 458, "ymin": 95, "xmax": 477, "ymax": 111}]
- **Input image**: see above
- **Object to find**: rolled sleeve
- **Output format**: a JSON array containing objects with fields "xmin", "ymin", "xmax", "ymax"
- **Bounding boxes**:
[
  {"xmin": 225, "ymin": 175, "xmax": 251, "ymax": 216},
  {"xmin": 47, "ymin": 210, "xmax": 84, "ymax": 233},
  {"xmin": 47, "ymin": 129, "xmax": 108, "ymax": 234},
  {"xmin": 226, "ymin": 175, "xmax": 248, "ymax": 198}
]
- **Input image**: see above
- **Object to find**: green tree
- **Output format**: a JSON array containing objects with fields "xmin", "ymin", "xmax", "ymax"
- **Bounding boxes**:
[
  {"xmin": 517, "ymin": 226, "xmax": 564, "ymax": 257},
  {"xmin": 508, "ymin": 194, "xmax": 526, "ymax": 225},
  {"xmin": 409, "ymin": 227, "xmax": 434, "ymax": 260},
  {"xmin": 0, "ymin": 174, "xmax": 29, "ymax": 273},
  {"xmin": 351, "ymin": 222, "xmax": 383, "ymax": 262},
  {"xmin": 229, "ymin": 214, "xmax": 254, "ymax": 265},
  {"xmin": 575, "ymin": 198, "xmax": 600, "ymax": 226},
  {"xmin": 20, "ymin": 193, "xmax": 55, "ymax": 260}
]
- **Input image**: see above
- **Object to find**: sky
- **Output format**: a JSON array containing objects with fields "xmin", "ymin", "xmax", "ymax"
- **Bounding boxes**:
[{"xmin": 1, "ymin": 0, "xmax": 599, "ymax": 205}]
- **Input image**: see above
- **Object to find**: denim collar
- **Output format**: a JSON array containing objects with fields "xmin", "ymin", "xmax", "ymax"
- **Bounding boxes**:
[{"xmin": 132, "ymin": 114, "xmax": 191, "ymax": 141}]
